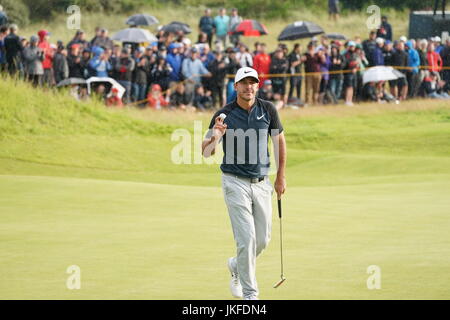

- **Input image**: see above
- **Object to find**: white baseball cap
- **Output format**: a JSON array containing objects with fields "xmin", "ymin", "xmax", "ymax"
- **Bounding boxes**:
[{"xmin": 234, "ymin": 67, "xmax": 260, "ymax": 83}]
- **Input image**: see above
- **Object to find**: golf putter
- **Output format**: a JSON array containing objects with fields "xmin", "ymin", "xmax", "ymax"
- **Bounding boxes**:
[{"xmin": 273, "ymin": 198, "xmax": 286, "ymax": 288}]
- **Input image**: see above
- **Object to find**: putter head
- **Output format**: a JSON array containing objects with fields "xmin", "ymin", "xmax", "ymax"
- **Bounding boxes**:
[{"xmin": 273, "ymin": 277, "xmax": 286, "ymax": 288}]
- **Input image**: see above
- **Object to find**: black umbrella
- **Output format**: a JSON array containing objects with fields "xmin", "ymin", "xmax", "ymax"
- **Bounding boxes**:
[
  {"xmin": 326, "ymin": 33, "xmax": 347, "ymax": 40},
  {"xmin": 126, "ymin": 14, "xmax": 159, "ymax": 26},
  {"xmin": 161, "ymin": 21, "xmax": 191, "ymax": 34},
  {"xmin": 278, "ymin": 21, "xmax": 324, "ymax": 41}
]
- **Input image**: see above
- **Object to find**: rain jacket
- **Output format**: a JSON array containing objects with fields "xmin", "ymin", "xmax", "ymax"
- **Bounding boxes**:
[{"xmin": 89, "ymin": 46, "xmax": 111, "ymax": 77}]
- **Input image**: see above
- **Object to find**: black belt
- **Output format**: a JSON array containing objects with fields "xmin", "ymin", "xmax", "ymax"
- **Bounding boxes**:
[{"xmin": 225, "ymin": 173, "xmax": 266, "ymax": 184}]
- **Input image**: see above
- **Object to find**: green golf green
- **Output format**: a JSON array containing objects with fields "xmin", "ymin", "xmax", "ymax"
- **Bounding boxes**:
[{"xmin": 1, "ymin": 79, "xmax": 449, "ymax": 299}]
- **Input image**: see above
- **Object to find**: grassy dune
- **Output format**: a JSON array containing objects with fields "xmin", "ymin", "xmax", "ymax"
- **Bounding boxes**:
[{"xmin": 1, "ymin": 77, "xmax": 450, "ymax": 299}]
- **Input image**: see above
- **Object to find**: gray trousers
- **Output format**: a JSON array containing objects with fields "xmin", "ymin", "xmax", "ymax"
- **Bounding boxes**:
[{"xmin": 221, "ymin": 173, "xmax": 273, "ymax": 298}]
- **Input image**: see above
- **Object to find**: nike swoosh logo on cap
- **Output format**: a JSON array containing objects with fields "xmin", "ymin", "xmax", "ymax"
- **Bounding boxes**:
[{"xmin": 244, "ymin": 70, "xmax": 252, "ymax": 73}]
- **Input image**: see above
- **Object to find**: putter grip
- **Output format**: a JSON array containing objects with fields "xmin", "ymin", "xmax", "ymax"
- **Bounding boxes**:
[{"xmin": 277, "ymin": 199, "xmax": 282, "ymax": 218}]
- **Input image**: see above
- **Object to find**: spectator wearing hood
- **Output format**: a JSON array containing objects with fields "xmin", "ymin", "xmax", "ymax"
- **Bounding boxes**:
[
  {"xmin": 405, "ymin": 40, "xmax": 421, "ymax": 97},
  {"xmin": 23, "ymin": 35, "xmax": 44, "ymax": 87},
  {"xmin": 4, "ymin": 24, "xmax": 23, "ymax": 75},
  {"xmin": 114, "ymin": 48, "xmax": 135, "ymax": 104},
  {"xmin": 89, "ymin": 46, "xmax": 111, "ymax": 77},
  {"xmin": 37, "ymin": 30, "xmax": 55, "ymax": 86},
  {"xmin": 166, "ymin": 42, "xmax": 184, "ymax": 84}
]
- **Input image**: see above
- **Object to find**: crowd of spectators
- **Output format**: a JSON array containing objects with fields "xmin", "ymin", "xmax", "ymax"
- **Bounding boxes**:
[{"xmin": 1, "ymin": 6, "xmax": 450, "ymax": 111}]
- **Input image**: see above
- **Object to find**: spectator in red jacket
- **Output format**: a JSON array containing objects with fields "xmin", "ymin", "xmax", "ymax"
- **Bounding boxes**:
[
  {"xmin": 253, "ymin": 43, "xmax": 271, "ymax": 88},
  {"xmin": 37, "ymin": 30, "xmax": 54, "ymax": 86},
  {"xmin": 147, "ymin": 84, "xmax": 169, "ymax": 109},
  {"xmin": 427, "ymin": 42, "xmax": 443, "ymax": 73}
]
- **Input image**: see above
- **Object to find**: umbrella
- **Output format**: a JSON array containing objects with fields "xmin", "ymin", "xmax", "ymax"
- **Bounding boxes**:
[
  {"xmin": 326, "ymin": 33, "xmax": 347, "ymax": 40},
  {"xmin": 362, "ymin": 66, "xmax": 406, "ymax": 84},
  {"xmin": 56, "ymin": 78, "xmax": 87, "ymax": 87},
  {"xmin": 161, "ymin": 21, "xmax": 191, "ymax": 34},
  {"xmin": 126, "ymin": 14, "xmax": 159, "ymax": 26},
  {"xmin": 86, "ymin": 77, "xmax": 126, "ymax": 99},
  {"xmin": 228, "ymin": 19, "xmax": 268, "ymax": 37},
  {"xmin": 278, "ymin": 21, "xmax": 324, "ymax": 41},
  {"xmin": 111, "ymin": 28, "xmax": 157, "ymax": 43}
]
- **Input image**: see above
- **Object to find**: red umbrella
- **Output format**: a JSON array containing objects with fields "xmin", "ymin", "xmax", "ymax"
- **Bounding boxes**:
[{"xmin": 229, "ymin": 19, "xmax": 268, "ymax": 37}]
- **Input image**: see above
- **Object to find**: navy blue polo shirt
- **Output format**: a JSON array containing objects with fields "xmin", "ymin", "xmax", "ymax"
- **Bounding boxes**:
[{"xmin": 207, "ymin": 98, "xmax": 284, "ymax": 178}]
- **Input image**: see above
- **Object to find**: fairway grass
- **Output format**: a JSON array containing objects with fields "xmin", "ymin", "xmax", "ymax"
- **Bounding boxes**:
[{"xmin": 0, "ymin": 174, "xmax": 449, "ymax": 299}]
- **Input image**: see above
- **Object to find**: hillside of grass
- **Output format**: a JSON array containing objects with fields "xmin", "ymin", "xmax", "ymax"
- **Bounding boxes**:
[{"xmin": 1, "ymin": 78, "xmax": 450, "ymax": 188}]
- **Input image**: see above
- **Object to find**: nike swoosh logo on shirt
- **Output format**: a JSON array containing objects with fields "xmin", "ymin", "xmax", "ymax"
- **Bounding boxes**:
[{"xmin": 257, "ymin": 114, "xmax": 265, "ymax": 120}]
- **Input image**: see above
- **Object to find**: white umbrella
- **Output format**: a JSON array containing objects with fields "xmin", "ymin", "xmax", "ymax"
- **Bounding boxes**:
[
  {"xmin": 86, "ymin": 77, "xmax": 126, "ymax": 99},
  {"xmin": 111, "ymin": 28, "xmax": 157, "ymax": 43},
  {"xmin": 363, "ymin": 66, "xmax": 405, "ymax": 84}
]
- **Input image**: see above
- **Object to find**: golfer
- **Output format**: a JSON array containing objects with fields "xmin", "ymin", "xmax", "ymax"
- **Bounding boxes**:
[{"xmin": 202, "ymin": 67, "xmax": 287, "ymax": 300}]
